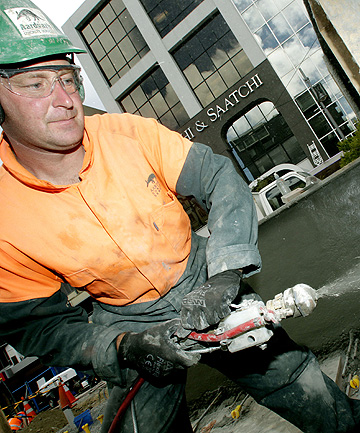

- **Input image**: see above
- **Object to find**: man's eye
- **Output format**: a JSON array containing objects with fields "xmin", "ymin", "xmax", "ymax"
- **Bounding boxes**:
[
  {"xmin": 27, "ymin": 81, "xmax": 44, "ymax": 89},
  {"xmin": 61, "ymin": 74, "xmax": 76, "ymax": 87},
  {"xmin": 63, "ymin": 78, "xmax": 75, "ymax": 86},
  {"xmin": 16, "ymin": 78, "xmax": 46, "ymax": 90}
]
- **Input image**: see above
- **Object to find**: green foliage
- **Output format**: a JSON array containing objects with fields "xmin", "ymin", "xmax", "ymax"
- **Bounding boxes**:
[
  {"xmin": 338, "ymin": 124, "xmax": 360, "ymax": 167},
  {"xmin": 251, "ymin": 174, "xmax": 276, "ymax": 192}
]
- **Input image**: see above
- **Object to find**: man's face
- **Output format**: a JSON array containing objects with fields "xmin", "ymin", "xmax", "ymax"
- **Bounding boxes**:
[{"xmin": 0, "ymin": 59, "xmax": 85, "ymax": 153}]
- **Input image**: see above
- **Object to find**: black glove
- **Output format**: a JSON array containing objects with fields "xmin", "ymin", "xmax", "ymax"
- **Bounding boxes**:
[
  {"xmin": 118, "ymin": 318, "xmax": 200, "ymax": 380},
  {"xmin": 180, "ymin": 269, "xmax": 242, "ymax": 331}
]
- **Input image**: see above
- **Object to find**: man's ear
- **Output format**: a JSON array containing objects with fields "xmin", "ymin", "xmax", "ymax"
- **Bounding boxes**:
[
  {"xmin": 78, "ymin": 84, "xmax": 85, "ymax": 103},
  {"xmin": 78, "ymin": 75, "xmax": 85, "ymax": 102}
]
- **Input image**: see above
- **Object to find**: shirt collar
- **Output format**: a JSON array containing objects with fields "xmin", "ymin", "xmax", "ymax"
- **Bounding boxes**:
[{"xmin": 0, "ymin": 126, "xmax": 92, "ymax": 191}]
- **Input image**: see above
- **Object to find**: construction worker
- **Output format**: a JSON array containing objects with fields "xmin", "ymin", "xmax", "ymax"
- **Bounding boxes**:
[
  {"xmin": 8, "ymin": 415, "xmax": 23, "ymax": 431},
  {"xmin": 0, "ymin": 1, "xmax": 358, "ymax": 432},
  {"xmin": 15, "ymin": 410, "xmax": 27, "ymax": 427}
]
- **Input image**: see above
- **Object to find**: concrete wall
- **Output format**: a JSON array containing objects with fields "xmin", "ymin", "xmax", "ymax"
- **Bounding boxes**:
[
  {"xmin": 306, "ymin": 0, "xmax": 360, "ymax": 96},
  {"xmin": 318, "ymin": 0, "xmax": 360, "ymax": 68},
  {"xmin": 249, "ymin": 158, "xmax": 360, "ymax": 352}
]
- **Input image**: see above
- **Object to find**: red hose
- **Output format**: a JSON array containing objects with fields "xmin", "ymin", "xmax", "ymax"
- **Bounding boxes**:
[{"xmin": 108, "ymin": 377, "xmax": 145, "ymax": 433}]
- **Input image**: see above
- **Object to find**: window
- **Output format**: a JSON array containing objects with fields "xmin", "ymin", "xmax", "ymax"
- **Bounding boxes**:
[
  {"xmin": 295, "ymin": 81, "xmax": 353, "ymax": 156},
  {"xmin": 233, "ymin": 0, "xmax": 356, "ymax": 159},
  {"xmin": 139, "ymin": 0, "xmax": 205, "ymax": 37},
  {"xmin": 80, "ymin": 0, "xmax": 149, "ymax": 86},
  {"xmin": 119, "ymin": 68, "xmax": 189, "ymax": 130},
  {"xmin": 227, "ymin": 102, "xmax": 306, "ymax": 180},
  {"xmin": 173, "ymin": 13, "xmax": 252, "ymax": 108}
]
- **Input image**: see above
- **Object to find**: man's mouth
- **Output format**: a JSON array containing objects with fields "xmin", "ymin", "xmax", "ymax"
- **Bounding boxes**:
[{"xmin": 50, "ymin": 110, "xmax": 78, "ymax": 123}]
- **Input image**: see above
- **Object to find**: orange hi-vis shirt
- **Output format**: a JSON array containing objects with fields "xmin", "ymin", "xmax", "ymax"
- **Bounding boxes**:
[{"xmin": 0, "ymin": 113, "xmax": 193, "ymax": 306}]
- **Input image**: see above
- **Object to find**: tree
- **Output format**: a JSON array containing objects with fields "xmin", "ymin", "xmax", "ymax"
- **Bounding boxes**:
[{"xmin": 337, "ymin": 123, "xmax": 360, "ymax": 167}]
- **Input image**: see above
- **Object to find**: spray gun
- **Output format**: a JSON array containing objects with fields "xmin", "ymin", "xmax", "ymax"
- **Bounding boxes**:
[
  {"xmin": 177, "ymin": 284, "xmax": 318, "ymax": 354},
  {"xmin": 109, "ymin": 284, "xmax": 318, "ymax": 433}
]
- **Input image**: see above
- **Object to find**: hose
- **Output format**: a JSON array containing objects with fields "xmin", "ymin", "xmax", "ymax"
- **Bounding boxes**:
[
  {"xmin": 131, "ymin": 399, "xmax": 138, "ymax": 433},
  {"xmin": 108, "ymin": 377, "xmax": 145, "ymax": 433}
]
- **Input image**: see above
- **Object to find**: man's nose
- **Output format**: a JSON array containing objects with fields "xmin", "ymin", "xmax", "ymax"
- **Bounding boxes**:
[{"xmin": 51, "ymin": 78, "xmax": 74, "ymax": 104}]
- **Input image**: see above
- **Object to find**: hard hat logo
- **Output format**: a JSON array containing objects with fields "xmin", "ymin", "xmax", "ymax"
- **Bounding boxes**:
[
  {"xmin": 0, "ymin": 0, "xmax": 86, "ymax": 65},
  {"xmin": 5, "ymin": 8, "xmax": 58, "ymax": 38}
]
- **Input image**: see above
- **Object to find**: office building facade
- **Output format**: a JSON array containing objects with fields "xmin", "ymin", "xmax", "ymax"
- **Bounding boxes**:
[{"xmin": 63, "ymin": 0, "xmax": 359, "ymax": 183}]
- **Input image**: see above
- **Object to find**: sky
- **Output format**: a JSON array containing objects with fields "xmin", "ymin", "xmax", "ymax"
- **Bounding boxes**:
[{"xmin": 31, "ymin": 0, "xmax": 106, "ymax": 110}]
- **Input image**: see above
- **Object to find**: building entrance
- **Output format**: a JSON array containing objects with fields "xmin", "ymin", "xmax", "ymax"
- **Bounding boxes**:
[{"xmin": 226, "ymin": 101, "xmax": 306, "ymax": 182}]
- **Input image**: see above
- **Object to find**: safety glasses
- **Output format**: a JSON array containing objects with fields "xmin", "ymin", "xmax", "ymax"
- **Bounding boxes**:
[{"xmin": 0, "ymin": 64, "xmax": 83, "ymax": 98}]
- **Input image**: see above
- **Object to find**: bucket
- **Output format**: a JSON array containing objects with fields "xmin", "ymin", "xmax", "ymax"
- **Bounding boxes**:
[{"xmin": 74, "ymin": 409, "xmax": 93, "ymax": 430}]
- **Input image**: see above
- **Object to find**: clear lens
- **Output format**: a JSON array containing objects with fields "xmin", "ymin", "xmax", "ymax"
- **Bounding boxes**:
[{"xmin": 0, "ymin": 66, "xmax": 82, "ymax": 98}]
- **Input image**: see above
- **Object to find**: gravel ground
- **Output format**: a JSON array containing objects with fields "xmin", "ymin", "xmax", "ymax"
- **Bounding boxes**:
[{"xmin": 20, "ymin": 383, "xmax": 109, "ymax": 433}]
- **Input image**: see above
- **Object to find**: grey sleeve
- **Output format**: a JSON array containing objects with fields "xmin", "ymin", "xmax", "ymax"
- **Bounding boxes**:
[
  {"xmin": 176, "ymin": 142, "xmax": 261, "ymax": 278},
  {"xmin": 0, "ymin": 288, "xmax": 124, "ymax": 386}
]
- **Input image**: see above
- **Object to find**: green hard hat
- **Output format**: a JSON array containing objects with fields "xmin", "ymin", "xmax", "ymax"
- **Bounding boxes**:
[{"xmin": 0, "ymin": 0, "xmax": 86, "ymax": 65}]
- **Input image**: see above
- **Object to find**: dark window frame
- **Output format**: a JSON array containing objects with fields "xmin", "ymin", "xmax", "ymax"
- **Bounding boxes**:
[
  {"xmin": 118, "ymin": 67, "xmax": 189, "ymax": 130},
  {"xmin": 172, "ymin": 13, "xmax": 252, "ymax": 108},
  {"xmin": 79, "ymin": 0, "xmax": 149, "ymax": 86}
]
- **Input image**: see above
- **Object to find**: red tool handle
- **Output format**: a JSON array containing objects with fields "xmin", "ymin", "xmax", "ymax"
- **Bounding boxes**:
[{"xmin": 187, "ymin": 317, "xmax": 265, "ymax": 343}]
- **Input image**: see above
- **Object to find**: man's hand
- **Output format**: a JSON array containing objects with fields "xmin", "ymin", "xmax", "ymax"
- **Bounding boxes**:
[
  {"xmin": 180, "ymin": 269, "xmax": 242, "ymax": 331},
  {"xmin": 117, "ymin": 319, "xmax": 200, "ymax": 380}
]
